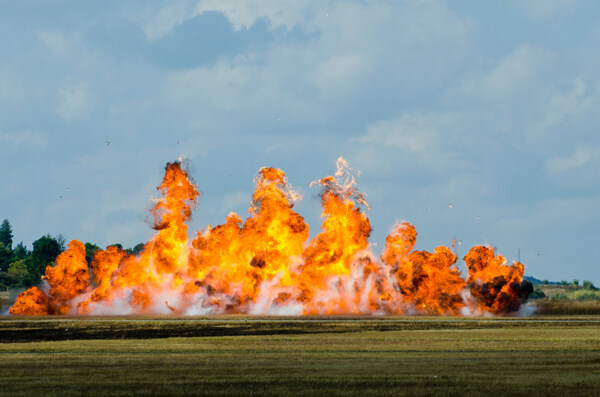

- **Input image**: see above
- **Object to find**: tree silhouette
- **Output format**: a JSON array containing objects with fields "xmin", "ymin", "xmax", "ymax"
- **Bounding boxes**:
[
  {"xmin": 27, "ymin": 235, "xmax": 62, "ymax": 283},
  {"xmin": 0, "ymin": 242, "xmax": 14, "ymax": 272},
  {"xmin": 84, "ymin": 242, "xmax": 101, "ymax": 265},
  {"xmin": 0, "ymin": 219, "xmax": 13, "ymax": 249}
]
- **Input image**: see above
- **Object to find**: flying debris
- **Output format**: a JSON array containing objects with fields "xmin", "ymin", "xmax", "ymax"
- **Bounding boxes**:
[{"xmin": 10, "ymin": 158, "xmax": 532, "ymax": 316}]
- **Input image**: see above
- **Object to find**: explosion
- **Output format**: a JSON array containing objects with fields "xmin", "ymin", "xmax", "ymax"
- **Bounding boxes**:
[{"xmin": 9, "ymin": 158, "xmax": 533, "ymax": 316}]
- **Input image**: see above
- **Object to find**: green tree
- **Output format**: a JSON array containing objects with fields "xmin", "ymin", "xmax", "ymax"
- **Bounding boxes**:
[
  {"xmin": 560, "ymin": 280, "xmax": 568, "ymax": 286},
  {"xmin": 12, "ymin": 242, "xmax": 28, "ymax": 260},
  {"xmin": 572, "ymin": 279, "xmax": 579, "ymax": 287},
  {"xmin": 0, "ymin": 219, "xmax": 13, "ymax": 249},
  {"xmin": 0, "ymin": 242, "xmax": 14, "ymax": 272},
  {"xmin": 0, "ymin": 272, "xmax": 19, "ymax": 289},
  {"xmin": 55, "ymin": 234, "xmax": 67, "ymax": 252},
  {"xmin": 127, "ymin": 243, "xmax": 145, "ymax": 256},
  {"xmin": 8, "ymin": 259, "xmax": 28, "ymax": 273},
  {"xmin": 27, "ymin": 235, "xmax": 62, "ymax": 284},
  {"xmin": 542, "ymin": 280, "xmax": 549, "ymax": 285},
  {"xmin": 6, "ymin": 259, "xmax": 30, "ymax": 287},
  {"xmin": 85, "ymin": 242, "xmax": 101, "ymax": 265}
]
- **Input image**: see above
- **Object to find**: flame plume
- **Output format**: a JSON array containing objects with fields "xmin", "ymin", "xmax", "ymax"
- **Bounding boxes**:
[
  {"xmin": 9, "ymin": 287, "xmax": 48, "ymax": 315},
  {"xmin": 382, "ymin": 223, "xmax": 466, "ymax": 315},
  {"xmin": 464, "ymin": 246, "xmax": 534, "ymax": 314},
  {"xmin": 9, "ymin": 158, "xmax": 533, "ymax": 316}
]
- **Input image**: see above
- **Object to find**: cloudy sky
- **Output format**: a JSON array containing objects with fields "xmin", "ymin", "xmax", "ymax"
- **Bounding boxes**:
[{"xmin": 1, "ymin": 0, "xmax": 599, "ymax": 283}]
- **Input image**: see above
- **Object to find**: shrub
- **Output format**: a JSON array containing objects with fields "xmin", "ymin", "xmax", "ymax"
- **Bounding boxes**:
[
  {"xmin": 529, "ymin": 288, "xmax": 546, "ymax": 299},
  {"xmin": 582, "ymin": 280, "xmax": 596, "ymax": 290},
  {"xmin": 569, "ymin": 289, "xmax": 600, "ymax": 301}
]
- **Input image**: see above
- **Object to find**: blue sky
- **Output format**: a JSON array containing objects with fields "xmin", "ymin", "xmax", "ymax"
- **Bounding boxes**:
[{"xmin": 1, "ymin": 0, "xmax": 599, "ymax": 283}]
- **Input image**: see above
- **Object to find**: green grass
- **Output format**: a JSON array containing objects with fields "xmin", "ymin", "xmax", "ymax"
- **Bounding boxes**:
[{"xmin": 0, "ymin": 317, "xmax": 598, "ymax": 396}]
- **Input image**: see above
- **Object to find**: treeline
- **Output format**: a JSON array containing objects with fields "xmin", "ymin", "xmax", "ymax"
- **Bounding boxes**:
[{"xmin": 0, "ymin": 219, "xmax": 144, "ymax": 290}]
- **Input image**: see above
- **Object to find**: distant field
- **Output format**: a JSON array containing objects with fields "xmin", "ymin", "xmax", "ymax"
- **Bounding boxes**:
[
  {"xmin": 534, "ymin": 299, "xmax": 600, "ymax": 315},
  {"xmin": 531, "ymin": 284, "xmax": 600, "ymax": 314},
  {"xmin": 536, "ymin": 284, "xmax": 600, "ymax": 299},
  {"xmin": 0, "ymin": 291, "xmax": 8, "ymax": 308},
  {"xmin": 0, "ymin": 316, "xmax": 598, "ymax": 396}
]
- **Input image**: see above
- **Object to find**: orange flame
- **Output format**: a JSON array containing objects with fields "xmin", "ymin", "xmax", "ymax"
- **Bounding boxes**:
[
  {"xmin": 9, "ymin": 158, "xmax": 532, "ymax": 316},
  {"xmin": 9, "ymin": 286, "xmax": 48, "ymax": 315},
  {"xmin": 464, "ymin": 246, "xmax": 534, "ymax": 314},
  {"xmin": 382, "ymin": 223, "xmax": 466, "ymax": 315}
]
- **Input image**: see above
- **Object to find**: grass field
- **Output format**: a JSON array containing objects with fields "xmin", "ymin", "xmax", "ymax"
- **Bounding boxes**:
[
  {"xmin": 530, "ymin": 284, "xmax": 600, "ymax": 314},
  {"xmin": 534, "ymin": 299, "xmax": 600, "ymax": 315},
  {"xmin": 0, "ymin": 316, "xmax": 598, "ymax": 396}
]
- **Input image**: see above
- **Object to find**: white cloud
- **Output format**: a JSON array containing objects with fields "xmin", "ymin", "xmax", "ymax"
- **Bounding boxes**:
[
  {"xmin": 468, "ymin": 44, "xmax": 554, "ymax": 102},
  {"xmin": 139, "ymin": 0, "xmax": 318, "ymax": 40},
  {"xmin": 0, "ymin": 131, "xmax": 48, "ymax": 149},
  {"xmin": 159, "ymin": 0, "xmax": 470, "ymax": 131},
  {"xmin": 547, "ymin": 146, "xmax": 600, "ymax": 174},
  {"xmin": 164, "ymin": 57, "xmax": 259, "ymax": 112},
  {"xmin": 37, "ymin": 31, "xmax": 70, "ymax": 55},
  {"xmin": 192, "ymin": 0, "xmax": 317, "ymax": 31},
  {"xmin": 313, "ymin": 52, "xmax": 367, "ymax": 99},
  {"xmin": 221, "ymin": 190, "xmax": 250, "ymax": 212},
  {"xmin": 163, "ymin": 52, "xmax": 325, "ymax": 128},
  {"xmin": 516, "ymin": 0, "xmax": 579, "ymax": 19},
  {"xmin": 140, "ymin": 1, "xmax": 196, "ymax": 40},
  {"xmin": 55, "ymin": 83, "xmax": 94, "ymax": 122},
  {"xmin": 540, "ymin": 77, "xmax": 596, "ymax": 129},
  {"xmin": 359, "ymin": 113, "xmax": 457, "ymax": 152}
]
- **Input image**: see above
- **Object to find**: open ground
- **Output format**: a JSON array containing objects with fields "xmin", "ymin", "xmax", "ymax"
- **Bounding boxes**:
[{"xmin": 0, "ymin": 316, "xmax": 599, "ymax": 396}]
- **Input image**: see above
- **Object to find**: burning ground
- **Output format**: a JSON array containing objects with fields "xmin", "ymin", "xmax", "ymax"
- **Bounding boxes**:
[{"xmin": 9, "ymin": 158, "xmax": 533, "ymax": 316}]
